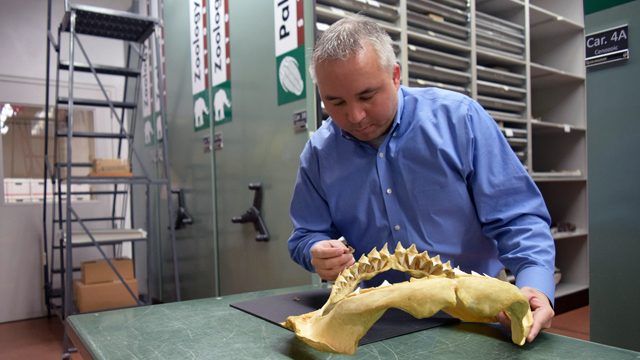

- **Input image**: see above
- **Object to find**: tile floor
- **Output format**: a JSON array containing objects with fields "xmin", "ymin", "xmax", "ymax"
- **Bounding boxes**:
[{"xmin": 0, "ymin": 306, "xmax": 589, "ymax": 359}]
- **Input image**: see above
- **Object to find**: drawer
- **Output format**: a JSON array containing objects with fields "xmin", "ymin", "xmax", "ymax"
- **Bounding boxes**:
[
  {"xmin": 316, "ymin": 0, "xmax": 399, "ymax": 22},
  {"xmin": 408, "ymin": 44, "xmax": 469, "ymax": 70},
  {"xmin": 409, "ymin": 77, "xmax": 470, "ymax": 95},
  {"xmin": 477, "ymin": 95, "xmax": 526, "ymax": 113},
  {"xmin": 477, "ymin": 80, "xmax": 526, "ymax": 100},
  {"xmin": 477, "ymin": 65, "xmax": 525, "ymax": 86},
  {"xmin": 407, "ymin": 11, "xmax": 469, "ymax": 40},
  {"xmin": 408, "ymin": 61, "xmax": 471, "ymax": 85},
  {"xmin": 407, "ymin": 0, "xmax": 469, "ymax": 25}
]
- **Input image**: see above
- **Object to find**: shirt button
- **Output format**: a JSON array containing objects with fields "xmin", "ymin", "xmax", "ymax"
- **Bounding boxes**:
[
  {"xmin": 378, "ymin": 152, "xmax": 384, "ymax": 158},
  {"xmin": 394, "ymin": 225, "xmax": 401, "ymax": 231},
  {"xmin": 386, "ymin": 188, "xmax": 392, "ymax": 194}
]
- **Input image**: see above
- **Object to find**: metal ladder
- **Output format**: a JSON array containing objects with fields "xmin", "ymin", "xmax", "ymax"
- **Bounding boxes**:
[{"xmin": 42, "ymin": 1, "xmax": 181, "ymax": 353}]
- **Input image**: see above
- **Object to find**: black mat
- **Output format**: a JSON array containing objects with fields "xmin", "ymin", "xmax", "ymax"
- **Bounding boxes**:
[{"xmin": 230, "ymin": 288, "xmax": 456, "ymax": 345}]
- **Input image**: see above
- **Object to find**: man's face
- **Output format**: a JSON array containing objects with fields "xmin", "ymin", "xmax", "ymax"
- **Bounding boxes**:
[{"xmin": 315, "ymin": 44, "xmax": 401, "ymax": 142}]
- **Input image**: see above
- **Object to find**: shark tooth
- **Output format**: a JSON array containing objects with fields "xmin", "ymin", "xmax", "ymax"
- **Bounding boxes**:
[
  {"xmin": 407, "ymin": 253, "xmax": 417, "ymax": 267},
  {"xmin": 406, "ymin": 243, "xmax": 418, "ymax": 254},
  {"xmin": 358, "ymin": 254, "xmax": 370, "ymax": 266},
  {"xmin": 350, "ymin": 266, "xmax": 359, "ymax": 277},
  {"xmin": 368, "ymin": 247, "xmax": 381, "ymax": 260},
  {"xmin": 379, "ymin": 243, "xmax": 390, "ymax": 257}
]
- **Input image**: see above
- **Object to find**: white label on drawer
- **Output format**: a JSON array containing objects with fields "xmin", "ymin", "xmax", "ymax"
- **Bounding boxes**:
[
  {"xmin": 564, "ymin": 125, "xmax": 571, "ymax": 133},
  {"xmin": 368, "ymin": 0, "xmax": 381, "ymax": 7},
  {"xmin": 505, "ymin": 129, "xmax": 514, "ymax": 137}
]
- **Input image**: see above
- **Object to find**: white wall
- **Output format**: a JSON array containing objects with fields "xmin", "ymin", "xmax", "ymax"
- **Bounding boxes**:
[{"xmin": 0, "ymin": 0, "xmax": 133, "ymax": 322}]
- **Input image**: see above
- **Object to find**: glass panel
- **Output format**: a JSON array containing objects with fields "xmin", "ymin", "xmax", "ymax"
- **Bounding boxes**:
[{"xmin": 1, "ymin": 102, "xmax": 94, "ymax": 203}]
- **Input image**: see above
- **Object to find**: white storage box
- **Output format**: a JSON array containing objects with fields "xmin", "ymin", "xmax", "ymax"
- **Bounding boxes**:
[
  {"xmin": 30, "ymin": 178, "xmax": 54, "ymax": 202},
  {"xmin": 71, "ymin": 184, "xmax": 92, "ymax": 202},
  {"xmin": 4, "ymin": 178, "xmax": 32, "ymax": 203}
]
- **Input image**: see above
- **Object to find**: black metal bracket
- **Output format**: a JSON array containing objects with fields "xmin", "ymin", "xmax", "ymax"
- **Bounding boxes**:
[
  {"xmin": 171, "ymin": 189, "xmax": 193, "ymax": 230},
  {"xmin": 231, "ymin": 183, "xmax": 269, "ymax": 241}
]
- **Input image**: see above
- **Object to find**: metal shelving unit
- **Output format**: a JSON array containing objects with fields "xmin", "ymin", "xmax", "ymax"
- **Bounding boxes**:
[
  {"xmin": 43, "ymin": 1, "xmax": 181, "ymax": 357},
  {"xmin": 312, "ymin": 0, "xmax": 588, "ymax": 312}
]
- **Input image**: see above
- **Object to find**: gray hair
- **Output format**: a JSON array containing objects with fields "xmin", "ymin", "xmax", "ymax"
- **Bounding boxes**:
[{"xmin": 309, "ymin": 15, "xmax": 396, "ymax": 82}]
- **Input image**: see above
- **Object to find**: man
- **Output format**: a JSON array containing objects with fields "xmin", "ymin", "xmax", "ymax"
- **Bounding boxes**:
[{"xmin": 288, "ymin": 15, "xmax": 555, "ymax": 342}]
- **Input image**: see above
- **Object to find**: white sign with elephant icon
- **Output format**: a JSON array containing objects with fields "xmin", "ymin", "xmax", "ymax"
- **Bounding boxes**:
[
  {"xmin": 189, "ymin": 0, "xmax": 211, "ymax": 131},
  {"xmin": 210, "ymin": 0, "xmax": 232, "ymax": 125}
]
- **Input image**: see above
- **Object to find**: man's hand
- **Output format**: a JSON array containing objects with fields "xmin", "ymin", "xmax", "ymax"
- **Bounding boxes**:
[
  {"xmin": 310, "ymin": 239, "xmax": 355, "ymax": 281},
  {"xmin": 497, "ymin": 286, "xmax": 555, "ymax": 343}
]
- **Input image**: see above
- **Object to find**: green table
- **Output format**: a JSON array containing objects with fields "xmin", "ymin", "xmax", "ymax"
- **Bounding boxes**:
[{"xmin": 67, "ymin": 285, "xmax": 640, "ymax": 359}]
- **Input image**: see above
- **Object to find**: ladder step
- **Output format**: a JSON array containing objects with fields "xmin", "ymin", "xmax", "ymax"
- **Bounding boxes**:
[
  {"xmin": 58, "ymin": 97, "xmax": 136, "ymax": 109},
  {"xmin": 59, "ymin": 60, "xmax": 140, "ymax": 77},
  {"xmin": 49, "ymin": 288, "xmax": 63, "ymax": 298},
  {"xmin": 55, "ymin": 162, "xmax": 92, "ymax": 168},
  {"xmin": 52, "ymin": 267, "xmax": 81, "ymax": 274},
  {"xmin": 73, "ymin": 190, "xmax": 128, "ymax": 196},
  {"xmin": 47, "ymin": 190, "xmax": 127, "ymax": 197},
  {"xmin": 66, "ymin": 176, "xmax": 158, "ymax": 185},
  {"xmin": 54, "ymin": 216, "xmax": 125, "ymax": 223},
  {"xmin": 61, "ymin": 4, "xmax": 158, "ymax": 43},
  {"xmin": 56, "ymin": 131, "xmax": 133, "ymax": 139},
  {"xmin": 59, "ymin": 229, "xmax": 148, "ymax": 248}
]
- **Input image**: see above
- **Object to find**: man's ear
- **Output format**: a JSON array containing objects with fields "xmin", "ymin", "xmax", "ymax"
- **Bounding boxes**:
[{"xmin": 392, "ymin": 63, "xmax": 401, "ymax": 89}]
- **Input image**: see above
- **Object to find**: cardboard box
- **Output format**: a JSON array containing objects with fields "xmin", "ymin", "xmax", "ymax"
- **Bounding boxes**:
[
  {"xmin": 90, "ymin": 159, "xmax": 132, "ymax": 177},
  {"xmin": 81, "ymin": 258, "xmax": 134, "ymax": 285},
  {"xmin": 74, "ymin": 279, "xmax": 139, "ymax": 313}
]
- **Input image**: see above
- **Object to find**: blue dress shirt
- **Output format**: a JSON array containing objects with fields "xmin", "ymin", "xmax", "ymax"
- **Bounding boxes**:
[{"xmin": 288, "ymin": 86, "xmax": 556, "ymax": 302}]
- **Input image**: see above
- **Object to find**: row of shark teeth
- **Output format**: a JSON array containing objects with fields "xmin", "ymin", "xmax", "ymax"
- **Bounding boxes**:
[{"xmin": 327, "ymin": 242, "xmax": 459, "ymax": 304}]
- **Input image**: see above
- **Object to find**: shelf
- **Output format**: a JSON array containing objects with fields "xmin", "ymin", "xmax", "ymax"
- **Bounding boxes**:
[
  {"xmin": 553, "ymin": 229, "xmax": 588, "ymax": 241},
  {"xmin": 555, "ymin": 282, "xmax": 589, "ymax": 298},
  {"xmin": 529, "ymin": 0, "xmax": 584, "ymax": 26},
  {"xmin": 529, "ymin": 5, "xmax": 584, "ymax": 38},
  {"xmin": 531, "ymin": 120, "xmax": 586, "ymax": 134},
  {"xmin": 530, "ymin": 63, "xmax": 584, "ymax": 88},
  {"xmin": 531, "ymin": 172, "xmax": 586, "ymax": 182},
  {"xmin": 61, "ymin": 228, "xmax": 147, "ymax": 247}
]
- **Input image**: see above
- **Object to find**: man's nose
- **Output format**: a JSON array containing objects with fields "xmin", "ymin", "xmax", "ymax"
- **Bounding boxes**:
[{"xmin": 346, "ymin": 104, "xmax": 366, "ymax": 124}]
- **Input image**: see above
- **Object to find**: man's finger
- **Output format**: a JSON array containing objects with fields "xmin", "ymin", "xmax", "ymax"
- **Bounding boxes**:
[{"xmin": 311, "ymin": 241, "xmax": 347, "ymax": 259}]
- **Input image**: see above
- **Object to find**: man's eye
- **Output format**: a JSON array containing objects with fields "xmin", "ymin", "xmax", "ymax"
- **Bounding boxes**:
[
  {"xmin": 360, "ymin": 93, "xmax": 375, "ymax": 101},
  {"xmin": 331, "ymin": 101, "xmax": 345, "ymax": 106}
]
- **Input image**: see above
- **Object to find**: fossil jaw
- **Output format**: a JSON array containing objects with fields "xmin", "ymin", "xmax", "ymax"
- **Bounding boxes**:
[
  {"xmin": 322, "ymin": 243, "xmax": 455, "ymax": 315},
  {"xmin": 283, "ymin": 242, "xmax": 533, "ymax": 354}
]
